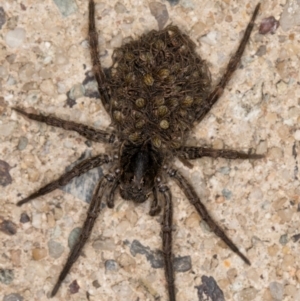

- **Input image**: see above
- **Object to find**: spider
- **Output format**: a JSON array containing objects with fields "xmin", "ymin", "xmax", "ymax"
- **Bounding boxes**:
[{"xmin": 14, "ymin": 1, "xmax": 263, "ymax": 300}]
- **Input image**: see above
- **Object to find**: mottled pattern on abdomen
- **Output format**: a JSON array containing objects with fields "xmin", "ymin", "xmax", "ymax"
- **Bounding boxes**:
[{"xmin": 108, "ymin": 25, "xmax": 211, "ymax": 149}]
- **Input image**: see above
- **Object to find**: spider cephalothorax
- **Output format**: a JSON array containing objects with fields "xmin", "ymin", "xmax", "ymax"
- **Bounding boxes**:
[
  {"xmin": 14, "ymin": 1, "xmax": 263, "ymax": 300},
  {"xmin": 119, "ymin": 142, "xmax": 163, "ymax": 204}
]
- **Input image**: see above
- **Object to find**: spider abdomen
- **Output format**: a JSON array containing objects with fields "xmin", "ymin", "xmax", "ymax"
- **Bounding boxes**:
[{"xmin": 109, "ymin": 25, "xmax": 212, "ymax": 149}]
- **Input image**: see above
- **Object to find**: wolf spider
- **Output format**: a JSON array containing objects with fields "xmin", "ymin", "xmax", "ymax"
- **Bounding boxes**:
[{"xmin": 14, "ymin": 1, "xmax": 263, "ymax": 300}]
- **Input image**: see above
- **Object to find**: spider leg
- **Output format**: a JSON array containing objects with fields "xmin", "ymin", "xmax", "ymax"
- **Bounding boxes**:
[
  {"xmin": 51, "ymin": 177, "xmax": 106, "ymax": 297},
  {"xmin": 167, "ymin": 168, "xmax": 251, "ymax": 265},
  {"xmin": 105, "ymin": 172, "xmax": 120, "ymax": 208},
  {"xmin": 194, "ymin": 3, "xmax": 260, "ymax": 124},
  {"xmin": 17, "ymin": 154, "xmax": 111, "ymax": 206},
  {"xmin": 149, "ymin": 186, "xmax": 161, "ymax": 216},
  {"xmin": 178, "ymin": 146, "xmax": 264, "ymax": 160},
  {"xmin": 157, "ymin": 181, "xmax": 176, "ymax": 301},
  {"xmin": 13, "ymin": 107, "xmax": 116, "ymax": 144},
  {"xmin": 88, "ymin": 0, "xmax": 111, "ymax": 111}
]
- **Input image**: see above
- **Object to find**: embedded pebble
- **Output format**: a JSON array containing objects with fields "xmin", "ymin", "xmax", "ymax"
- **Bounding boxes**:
[
  {"xmin": 279, "ymin": 234, "xmax": 288, "ymax": 245},
  {"xmin": 92, "ymin": 280, "xmax": 101, "ymax": 288},
  {"xmin": 6, "ymin": 75, "xmax": 17, "ymax": 86},
  {"xmin": 5, "ymin": 28, "xmax": 26, "ymax": 48},
  {"xmin": 117, "ymin": 253, "xmax": 136, "ymax": 272},
  {"xmin": 269, "ymin": 282, "xmax": 283, "ymax": 301},
  {"xmin": 110, "ymin": 32, "xmax": 123, "ymax": 48},
  {"xmin": 195, "ymin": 276, "xmax": 225, "ymax": 301},
  {"xmin": 114, "ymin": 2, "xmax": 126, "ymax": 14},
  {"xmin": 257, "ymin": 140, "xmax": 267, "ymax": 154},
  {"xmin": 0, "ymin": 122, "xmax": 16, "ymax": 137},
  {"xmin": 17, "ymin": 136, "xmax": 28, "ymax": 151},
  {"xmin": 255, "ymin": 45, "xmax": 267, "ymax": 57},
  {"xmin": 239, "ymin": 287, "xmax": 259, "ymax": 301},
  {"xmin": 280, "ymin": 0, "xmax": 300, "ymax": 31},
  {"xmin": 218, "ymin": 166, "xmax": 230, "ymax": 175},
  {"xmin": 0, "ymin": 65, "xmax": 8, "ymax": 79},
  {"xmin": 0, "ymin": 269, "xmax": 14, "ymax": 284},
  {"xmin": 282, "ymin": 254, "xmax": 295, "ymax": 269},
  {"xmin": 149, "ymin": 2, "xmax": 169, "ymax": 30},
  {"xmin": 277, "ymin": 208, "xmax": 294, "ymax": 223},
  {"xmin": 174, "ymin": 256, "xmax": 191, "ymax": 272},
  {"xmin": 92, "ymin": 238, "xmax": 115, "ymax": 251},
  {"xmin": 54, "ymin": 51, "xmax": 69, "ymax": 65},
  {"xmin": 32, "ymin": 248, "xmax": 47, "ymax": 261},
  {"xmin": 0, "ymin": 219, "xmax": 17, "ymax": 235},
  {"xmin": 259, "ymin": 16, "xmax": 279, "ymax": 34},
  {"xmin": 0, "ymin": 7, "xmax": 6, "ymax": 29},
  {"xmin": 222, "ymin": 188, "xmax": 232, "ymax": 200},
  {"xmin": 47, "ymin": 239, "xmax": 65, "ymax": 259},
  {"xmin": 10, "ymin": 249, "xmax": 21, "ymax": 266},
  {"xmin": 3, "ymin": 293, "xmax": 24, "ymax": 301},
  {"xmin": 53, "ymin": 0, "xmax": 77, "ymax": 17},
  {"xmin": 40, "ymin": 79, "xmax": 56, "ymax": 96},
  {"xmin": 19, "ymin": 63, "xmax": 35, "ymax": 82},
  {"xmin": 105, "ymin": 260, "xmax": 118, "ymax": 271},
  {"xmin": 69, "ymin": 279, "xmax": 80, "ymax": 294},
  {"xmin": 68, "ymin": 227, "xmax": 81, "ymax": 249},
  {"xmin": 268, "ymin": 147, "xmax": 283, "ymax": 160},
  {"xmin": 31, "ymin": 213, "xmax": 42, "ymax": 229},
  {"xmin": 69, "ymin": 83, "xmax": 85, "ymax": 100}
]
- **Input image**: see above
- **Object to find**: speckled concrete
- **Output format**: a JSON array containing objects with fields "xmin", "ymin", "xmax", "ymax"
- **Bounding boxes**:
[{"xmin": 1, "ymin": 0, "xmax": 300, "ymax": 300}]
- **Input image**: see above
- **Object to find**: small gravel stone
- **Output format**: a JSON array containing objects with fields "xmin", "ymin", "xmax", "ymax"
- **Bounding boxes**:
[
  {"xmin": 110, "ymin": 32, "xmax": 123, "ymax": 48},
  {"xmin": 149, "ymin": 2, "xmax": 169, "ymax": 30},
  {"xmin": 279, "ymin": 234, "xmax": 288, "ymax": 245},
  {"xmin": 69, "ymin": 83, "xmax": 85, "ymax": 100},
  {"xmin": 92, "ymin": 279, "xmax": 101, "ymax": 288},
  {"xmin": 48, "ymin": 239, "xmax": 65, "ymax": 259},
  {"xmin": 114, "ymin": 2, "xmax": 126, "ymax": 14},
  {"xmin": 53, "ymin": 0, "xmax": 77, "ymax": 17},
  {"xmin": 17, "ymin": 136, "xmax": 28, "ymax": 151},
  {"xmin": 69, "ymin": 279, "xmax": 80, "ymax": 294},
  {"xmin": 68, "ymin": 227, "xmax": 81, "ymax": 249},
  {"xmin": 269, "ymin": 282, "xmax": 283, "ymax": 301},
  {"xmin": 239, "ymin": 287, "xmax": 259, "ymax": 301},
  {"xmin": 222, "ymin": 188, "xmax": 232, "ymax": 200},
  {"xmin": 259, "ymin": 16, "xmax": 279, "ymax": 34},
  {"xmin": 32, "ymin": 248, "xmax": 47, "ymax": 261},
  {"xmin": 0, "ymin": 122, "xmax": 16, "ymax": 138},
  {"xmin": 0, "ymin": 7, "xmax": 6, "ymax": 29},
  {"xmin": 3, "ymin": 293, "xmax": 24, "ymax": 301},
  {"xmin": 40, "ymin": 79, "xmax": 56, "ymax": 96},
  {"xmin": 105, "ymin": 260, "xmax": 118, "ymax": 271},
  {"xmin": 173, "ymin": 256, "xmax": 191, "ymax": 272},
  {"xmin": 92, "ymin": 238, "xmax": 115, "ymax": 251},
  {"xmin": 0, "ymin": 65, "xmax": 8, "ymax": 79},
  {"xmin": 255, "ymin": 45, "xmax": 267, "ymax": 56},
  {"xmin": 20, "ymin": 212, "xmax": 30, "ymax": 223},
  {"xmin": 10, "ymin": 249, "xmax": 21, "ymax": 266},
  {"xmin": 280, "ymin": 0, "xmax": 300, "ymax": 31},
  {"xmin": 5, "ymin": 28, "xmax": 26, "ymax": 48},
  {"xmin": 0, "ymin": 219, "xmax": 17, "ymax": 235},
  {"xmin": 0, "ymin": 269, "xmax": 14, "ymax": 285}
]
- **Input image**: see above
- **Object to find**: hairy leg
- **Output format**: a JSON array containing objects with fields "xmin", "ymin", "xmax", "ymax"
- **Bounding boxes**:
[
  {"xmin": 167, "ymin": 168, "xmax": 251, "ymax": 265},
  {"xmin": 149, "ymin": 186, "xmax": 161, "ymax": 216},
  {"xmin": 178, "ymin": 146, "xmax": 264, "ymax": 160},
  {"xmin": 157, "ymin": 181, "xmax": 176, "ymax": 301},
  {"xmin": 13, "ymin": 107, "xmax": 116, "ymax": 144},
  {"xmin": 51, "ymin": 177, "xmax": 106, "ymax": 297},
  {"xmin": 17, "ymin": 154, "xmax": 111, "ymax": 206},
  {"xmin": 88, "ymin": 0, "xmax": 111, "ymax": 111},
  {"xmin": 194, "ymin": 3, "xmax": 261, "ymax": 124}
]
